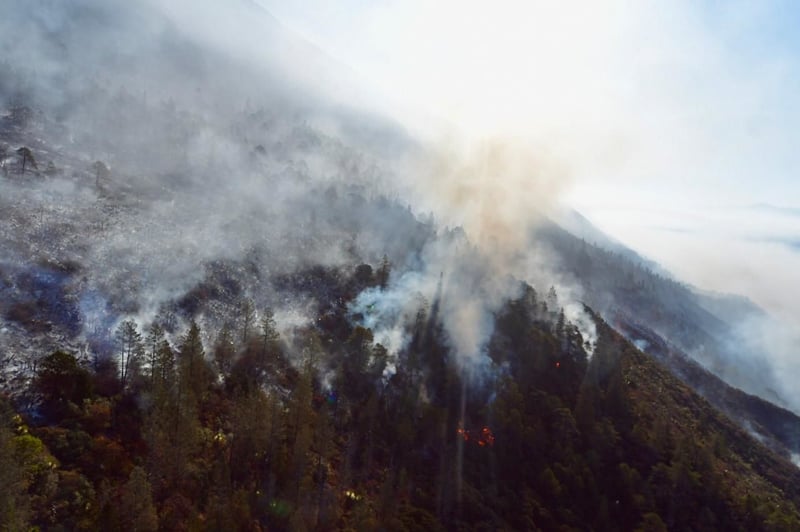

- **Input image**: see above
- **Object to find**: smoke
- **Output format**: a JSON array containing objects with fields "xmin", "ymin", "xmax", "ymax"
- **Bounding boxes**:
[
  {"xmin": 564, "ymin": 302, "xmax": 598, "ymax": 357},
  {"xmin": 354, "ymin": 135, "xmax": 591, "ymax": 368},
  {"xmin": 260, "ymin": 0, "xmax": 800, "ymax": 405},
  {"xmin": 404, "ymin": 137, "xmax": 568, "ymax": 255},
  {"xmin": 1, "ymin": 0, "xmax": 598, "ymax": 382}
]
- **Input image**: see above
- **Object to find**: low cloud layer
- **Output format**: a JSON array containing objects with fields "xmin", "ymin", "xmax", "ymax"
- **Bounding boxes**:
[{"xmin": 581, "ymin": 203, "xmax": 800, "ymax": 407}]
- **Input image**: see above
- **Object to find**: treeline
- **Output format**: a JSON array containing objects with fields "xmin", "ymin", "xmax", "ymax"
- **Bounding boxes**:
[{"xmin": 2, "ymin": 265, "xmax": 799, "ymax": 530}]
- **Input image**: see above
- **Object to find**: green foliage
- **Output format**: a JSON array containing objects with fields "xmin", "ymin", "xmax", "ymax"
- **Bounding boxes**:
[
  {"xmin": 116, "ymin": 320, "xmax": 143, "ymax": 388},
  {"xmin": 213, "ymin": 322, "xmax": 235, "ymax": 378},
  {"xmin": 0, "ymin": 401, "xmax": 30, "ymax": 531},
  {"xmin": 36, "ymin": 350, "xmax": 93, "ymax": 421},
  {"xmin": 10, "ymin": 274, "xmax": 800, "ymax": 531},
  {"xmin": 240, "ymin": 298, "xmax": 255, "ymax": 345},
  {"xmin": 178, "ymin": 320, "xmax": 214, "ymax": 402},
  {"xmin": 119, "ymin": 467, "xmax": 158, "ymax": 532}
]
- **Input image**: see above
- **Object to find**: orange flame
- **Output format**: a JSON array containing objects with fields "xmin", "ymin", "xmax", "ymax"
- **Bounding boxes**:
[{"xmin": 456, "ymin": 426, "xmax": 494, "ymax": 447}]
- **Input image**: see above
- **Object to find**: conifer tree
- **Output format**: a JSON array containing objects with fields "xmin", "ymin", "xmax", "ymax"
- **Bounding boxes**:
[
  {"xmin": 116, "ymin": 320, "xmax": 143, "ymax": 389},
  {"xmin": 259, "ymin": 309, "xmax": 280, "ymax": 366},
  {"xmin": 119, "ymin": 466, "xmax": 158, "ymax": 532},
  {"xmin": 178, "ymin": 320, "xmax": 212, "ymax": 402},
  {"xmin": 212, "ymin": 322, "xmax": 235, "ymax": 379},
  {"xmin": 16, "ymin": 146, "xmax": 36, "ymax": 175},
  {"xmin": 240, "ymin": 299, "xmax": 255, "ymax": 345},
  {"xmin": 0, "ymin": 144, "xmax": 8, "ymax": 176},
  {"xmin": 288, "ymin": 361, "xmax": 315, "ymax": 500},
  {"xmin": 91, "ymin": 160, "xmax": 110, "ymax": 189},
  {"xmin": 376, "ymin": 254, "xmax": 391, "ymax": 288},
  {"xmin": 145, "ymin": 323, "xmax": 165, "ymax": 385}
]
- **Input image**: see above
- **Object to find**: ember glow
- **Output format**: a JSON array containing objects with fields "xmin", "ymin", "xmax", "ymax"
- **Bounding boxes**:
[{"xmin": 457, "ymin": 426, "xmax": 495, "ymax": 447}]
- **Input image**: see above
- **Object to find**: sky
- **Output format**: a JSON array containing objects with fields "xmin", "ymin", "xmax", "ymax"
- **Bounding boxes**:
[{"xmin": 257, "ymin": 0, "xmax": 800, "ymax": 325}]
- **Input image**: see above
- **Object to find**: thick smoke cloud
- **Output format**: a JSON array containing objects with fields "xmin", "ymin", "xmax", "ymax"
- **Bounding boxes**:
[
  {"xmin": 382, "ymin": 137, "xmax": 583, "ymax": 366},
  {"xmin": 0, "ymin": 0, "xmax": 601, "ymax": 378},
  {"xmin": 1, "ymin": 1, "xmax": 406, "ymax": 355},
  {"xmin": 7, "ymin": 0, "xmax": 777, "ymax": 418},
  {"xmin": 262, "ymin": 0, "xmax": 800, "ymax": 404}
]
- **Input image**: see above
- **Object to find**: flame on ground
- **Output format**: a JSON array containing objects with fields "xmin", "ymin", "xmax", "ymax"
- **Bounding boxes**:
[{"xmin": 457, "ymin": 426, "xmax": 495, "ymax": 447}]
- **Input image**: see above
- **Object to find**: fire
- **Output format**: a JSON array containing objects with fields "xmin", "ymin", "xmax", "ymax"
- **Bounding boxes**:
[
  {"xmin": 456, "ymin": 426, "xmax": 495, "ymax": 447},
  {"xmin": 344, "ymin": 489, "xmax": 362, "ymax": 501},
  {"xmin": 480, "ymin": 427, "xmax": 495, "ymax": 447}
]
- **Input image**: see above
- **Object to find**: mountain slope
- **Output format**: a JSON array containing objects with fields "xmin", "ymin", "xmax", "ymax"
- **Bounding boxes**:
[
  {"xmin": 536, "ymin": 218, "xmax": 800, "ymax": 455},
  {"xmin": 613, "ymin": 315, "xmax": 800, "ymax": 457},
  {"xmin": 4, "ymin": 279, "xmax": 800, "ymax": 530},
  {"xmin": 537, "ymin": 221, "xmax": 787, "ymax": 401},
  {"xmin": 594, "ymin": 314, "xmax": 800, "ymax": 530},
  {"xmin": 2, "ymin": 1, "xmax": 800, "ymax": 530}
]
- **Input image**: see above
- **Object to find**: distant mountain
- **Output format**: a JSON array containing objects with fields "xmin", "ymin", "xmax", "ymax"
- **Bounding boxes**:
[
  {"xmin": 539, "ymin": 213, "xmax": 800, "ymax": 457},
  {"xmin": 552, "ymin": 207, "xmax": 662, "ymax": 272},
  {"xmin": 613, "ymin": 313, "xmax": 800, "ymax": 456},
  {"xmin": 536, "ymin": 220, "xmax": 781, "ymax": 399},
  {"xmin": 691, "ymin": 288, "xmax": 765, "ymax": 330}
]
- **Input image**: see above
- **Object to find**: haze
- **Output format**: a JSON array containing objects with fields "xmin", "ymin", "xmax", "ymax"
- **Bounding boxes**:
[
  {"xmin": 262, "ymin": 0, "xmax": 800, "ymax": 390},
  {"xmin": 2, "ymin": 0, "xmax": 798, "ymax": 405}
]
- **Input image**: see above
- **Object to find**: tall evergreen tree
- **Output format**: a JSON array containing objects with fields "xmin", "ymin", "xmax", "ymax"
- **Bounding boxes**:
[
  {"xmin": 116, "ymin": 320, "xmax": 143, "ymax": 389},
  {"xmin": 145, "ymin": 323, "xmax": 165, "ymax": 386},
  {"xmin": 213, "ymin": 322, "xmax": 235, "ymax": 379},
  {"xmin": 240, "ymin": 299, "xmax": 255, "ymax": 345},
  {"xmin": 119, "ymin": 466, "xmax": 158, "ymax": 532},
  {"xmin": 16, "ymin": 146, "xmax": 36, "ymax": 175},
  {"xmin": 178, "ymin": 320, "xmax": 212, "ymax": 402}
]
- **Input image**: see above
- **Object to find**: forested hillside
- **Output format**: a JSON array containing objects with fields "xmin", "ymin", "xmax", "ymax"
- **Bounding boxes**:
[
  {"xmin": 535, "ymin": 223, "xmax": 800, "ymax": 459},
  {"xmin": 3, "ymin": 1, "xmax": 800, "ymax": 530},
  {"xmin": 3, "ymin": 272, "xmax": 800, "ymax": 530}
]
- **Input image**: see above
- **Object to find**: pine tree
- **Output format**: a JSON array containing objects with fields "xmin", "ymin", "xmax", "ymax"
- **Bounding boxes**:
[
  {"xmin": 240, "ymin": 299, "xmax": 255, "ymax": 345},
  {"xmin": 213, "ymin": 322, "xmax": 235, "ymax": 379},
  {"xmin": 259, "ymin": 309, "xmax": 280, "ymax": 368},
  {"xmin": 229, "ymin": 390, "xmax": 273, "ymax": 488},
  {"xmin": 178, "ymin": 320, "xmax": 212, "ymax": 402},
  {"xmin": 152, "ymin": 340, "xmax": 175, "ymax": 392},
  {"xmin": 288, "ymin": 361, "xmax": 316, "ymax": 502},
  {"xmin": 16, "ymin": 146, "xmax": 36, "ymax": 175},
  {"xmin": 144, "ymin": 352, "xmax": 199, "ymax": 498},
  {"xmin": 119, "ymin": 467, "xmax": 158, "ymax": 532},
  {"xmin": 0, "ymin": 144, "xmax": 8, "ymax": 176},
  {"xmin": 311, "ymin": 401, "xmax": 336, "ymax": 528},
  {"xmin": 116, "ymin": 320, "xmax": 143, "ymax": 389},
  {"xmin": 145, "ymin": 323, "xmax": 165, "ymax": 385},
  {"xmin": 91, "ymin": 161, "xmax": 110, "ymax": 189},
  {"xmin": 376, "ymin": 254, "xmax": 391, "ymax": 288}
]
